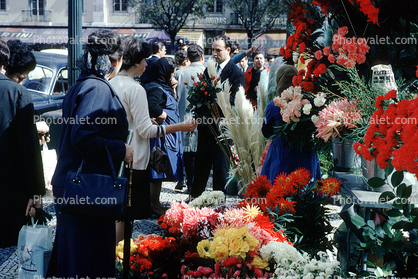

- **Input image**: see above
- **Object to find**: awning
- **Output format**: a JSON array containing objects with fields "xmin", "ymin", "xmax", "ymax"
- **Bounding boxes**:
[
  {"xmin": 224, "ymin": 31, "xmax": 286, "ymax": 55},
  {"xmin": 176, "ymin": 29, "xmax": 205, "ymax": 46},
  {"xmin": 0, "ymin": 27, "xmax": 176, "ymax": 45}
]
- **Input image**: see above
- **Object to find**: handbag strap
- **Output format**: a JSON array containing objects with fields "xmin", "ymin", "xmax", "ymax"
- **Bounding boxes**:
[
  {"xmin": 155, "ymin": 125, "xmax": 166, "ymax": 149},
  {"xmin": 73, "ymin": 141, "xmax": 122, "ymax": 188}
]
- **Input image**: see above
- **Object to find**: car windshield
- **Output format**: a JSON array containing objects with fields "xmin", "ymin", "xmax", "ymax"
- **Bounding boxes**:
[{"xmin": 22, "ymin": 66, "xmax": 53, "ymax": 94}]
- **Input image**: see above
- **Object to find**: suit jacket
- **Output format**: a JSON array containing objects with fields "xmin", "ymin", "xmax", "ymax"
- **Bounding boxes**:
[
  {"xmin": 141, "ymin": 55, "xmax": 160, "ymax": 86},
  {"xmin": 204, "ymin": 59, "xmax": 245, "ymax": 106}
]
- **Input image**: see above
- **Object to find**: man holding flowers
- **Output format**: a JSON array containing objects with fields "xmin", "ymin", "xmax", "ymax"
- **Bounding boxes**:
[{"xmin": 189, "ymin": 35, "xmax": 244, "ymax": 199}]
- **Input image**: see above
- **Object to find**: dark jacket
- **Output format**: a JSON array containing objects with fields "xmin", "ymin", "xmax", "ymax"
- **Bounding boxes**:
[
  {"xmin": 0, "ymin": 73, "xmax": 45, "ymax": 248},
  {"xmin": 51, "ymin": 73, "xmax": 128, "ymax": 187},
  {"xmin": 204, "ymin": 58, "xmax": 245, "ymax": 106},
  {"xmin": 141, "ymin": 55, "xmax": 160, "ymax": 86}
]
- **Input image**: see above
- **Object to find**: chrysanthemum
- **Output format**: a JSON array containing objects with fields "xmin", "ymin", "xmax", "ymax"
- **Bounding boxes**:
[
  {"xmin": 243, "ymin": 175, "xmax": 272, "ymax": 199},
  {"xmin": 290, "ymin": 168, "xmax": 312, "ymax": 188},
  {"xmin": 318, "ymin": 177, "xmax": 341, "ymax": 197},
  {"xmin": 277, "ymin": 197, "xmax": 296, "ymax": 215},
  {"xmin": 242, "ymin": 204, "xmax": 262, "ymax": 221}
]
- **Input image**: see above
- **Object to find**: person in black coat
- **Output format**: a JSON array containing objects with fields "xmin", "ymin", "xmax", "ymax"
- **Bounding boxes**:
[
  {"xmin": 189, "ymin": 35, "xmax": 245, "ymax": 199},
  {"xmin": 140, "ymin": 41, "xmax": 166, "ymax": 85},
  {"xmin": 0, "ymin": 39, "xmax": 45, "ymax": 248},
  {"xmin": 46, "ymin": 30, "xmax": 134, "ymax": 278}
]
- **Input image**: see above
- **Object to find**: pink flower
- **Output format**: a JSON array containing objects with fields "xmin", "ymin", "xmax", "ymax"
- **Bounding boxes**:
[
  {"xmin": 328, "ymin": 54, "xmax": 336, "ymax": 63},
  {"xmin": 197, "ymin": 266, "xmax": 214, "ymax": 275},
  {"xmin": 338, "ymin": 26, "xmax": 349, "ymax": 36}
]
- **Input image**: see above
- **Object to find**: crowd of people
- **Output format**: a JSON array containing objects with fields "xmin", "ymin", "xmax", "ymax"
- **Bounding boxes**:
[{"xmin": 0, "ymin": 29, "xmax": 320, "ymax": 277}]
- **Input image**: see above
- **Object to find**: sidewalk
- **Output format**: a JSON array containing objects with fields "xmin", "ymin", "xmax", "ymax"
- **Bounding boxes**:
[{"xmin": 0, "ymin": 181, "xmax": 242, "ymax": 279}]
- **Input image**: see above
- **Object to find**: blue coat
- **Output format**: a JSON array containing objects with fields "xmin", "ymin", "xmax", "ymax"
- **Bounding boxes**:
[
  {"xmin": 48, "ymin": 73, "xmax": 128, "ymax": 278},
  {"xmin": 261, "ymin": 101, "xmax": 321, "ymax": 183}
]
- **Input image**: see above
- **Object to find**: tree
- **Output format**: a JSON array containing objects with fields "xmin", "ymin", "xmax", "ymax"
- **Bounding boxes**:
[
  {"xmin": 225, "ymin": 0, "xmax": 285, "ymax": 49},
  {"xmin": 131, "ymin": 0, "xmax": 208, "ymax": 54}
]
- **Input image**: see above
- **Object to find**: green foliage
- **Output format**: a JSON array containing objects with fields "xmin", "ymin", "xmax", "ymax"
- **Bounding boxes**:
[{"xmin": 348, "ymin": 165, "xmax": 418, "ymax": 278}]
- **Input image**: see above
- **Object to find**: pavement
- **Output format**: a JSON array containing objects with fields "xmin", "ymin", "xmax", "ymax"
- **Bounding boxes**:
[{"xmin": 0, "ymin": 181, "xmax": 343, "ymax": 279}]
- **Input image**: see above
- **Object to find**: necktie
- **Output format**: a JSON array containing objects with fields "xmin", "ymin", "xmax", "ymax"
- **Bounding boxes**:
[{"xmin": 216, "ymin": 64, "xmax": 221, "ymax": 74}]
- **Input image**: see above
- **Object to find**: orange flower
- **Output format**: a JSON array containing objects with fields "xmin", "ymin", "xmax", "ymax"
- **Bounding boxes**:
[
  {"xmin": 290, "ymin": 168, "xmax": 312, "ymax": 189},
  {"xmin": 318, "ymin": 177, "xmax": 341, "ymax": 196},
  {"xmin": 193, "ymin": 82, "xmax": 198, "ymax": 86},
  {"xmin": 277, "ymin": 197, "xmax": 296, "ymax": 215}
]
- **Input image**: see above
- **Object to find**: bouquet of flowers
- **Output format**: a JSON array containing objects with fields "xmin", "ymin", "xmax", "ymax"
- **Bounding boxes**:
[
  {"xmin": 315, "ymin": 98, "xmax": 362, "ymax": 142},
  {"xmin": 239, "ymin": 169, "xmax": 341, "ymax": 256},
  {"xmin": 184, "ymin": 73, "xmax": 221, "ymax": 120},
  {"xmin": 272, "ymin": 85, "xmax": 330, "ymax": 152}
]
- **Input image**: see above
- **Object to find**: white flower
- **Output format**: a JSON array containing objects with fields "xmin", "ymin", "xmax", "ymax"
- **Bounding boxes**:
[
  {"xmin": 311, "ymin": 115, "xmax": 319, "ymax": 124},
  {"xmin": 314, "ymin": 94, "xmax": 326, "ymax": 107},
  {"xmin": 303, "ymin": 103, "xmax": 312, "ymax": 115}
]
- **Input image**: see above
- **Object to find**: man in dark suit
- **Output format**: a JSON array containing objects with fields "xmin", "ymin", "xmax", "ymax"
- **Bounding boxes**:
[
  {"xmin": 140, "ymin": 41, "xmax": 166, "ymax": 85},
  {"xmin": 189, "ymin": 35, "xmax": 244, "ymax": 199}
]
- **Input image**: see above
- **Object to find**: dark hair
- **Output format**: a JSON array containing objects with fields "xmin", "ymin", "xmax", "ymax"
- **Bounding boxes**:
[
  {"xmin": 87, "ymin": 29, "xmax": 123, "ymax": 63},
  {"xmin": 6, "ymin": 39, "xmax": 36, "ymax": 76},
  {"xmin": 187, "ymin": 44, "xmax": 204, "ymax": 63},
  {"xmin": 230, "ymin": 40, "xmax": 241, "ymax": 54},
  {"xmin": 213, "ymin": 35, "xmax": 232, "ymax": 50},
  {"xmin": 152, "ymin": 42, "xmax": 165, "ymax": 55},
  {"xmin": 174, "ymin": 50, "xmax": 188, "ymax": 66},
  {"xmin": 121, "ymin": 36, "xmax": 152, "ymax": 70},
  {"xmin": 267, "ymin": 55, "xmax": 275, "ymax": 61},
  {"xmin": 252, "ymin": 50, "xmax": 266, "ymax": 59},
  {"xmin": 165, "ymin": 56, "xmax": 176, "ymax": 78},
  {"xmin": 0, "ymin": 39, "xmax": 10, "ymax": 68}
]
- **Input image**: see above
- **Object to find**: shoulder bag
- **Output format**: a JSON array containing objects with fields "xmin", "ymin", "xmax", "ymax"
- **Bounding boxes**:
[
  {"xmin": 60, "ymin": 142, "xmax": 129, "ymax": 220},
  {"xmin": 149, "ymin": 125, "xmax": 172, "ymax": 175}
]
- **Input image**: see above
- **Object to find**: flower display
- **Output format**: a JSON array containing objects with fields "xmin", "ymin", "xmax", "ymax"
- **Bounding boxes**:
[
  {"xmin": 188, "ymin": 190, "xmax": 226, "ymax": 209},
  {"xmin": 260, "ymin": 242, "xmax": 340, "ymax": 277},
  {"xmin": 315, "ymin": 99, "xmax": 362, "ymax": 142},
  {"xmin": 354, "ymin": 89, "xmax": 418, "ymax": 175},
  {"xmin": 239, "ymin": 170, "xmax": 341, "ymax": 256}
]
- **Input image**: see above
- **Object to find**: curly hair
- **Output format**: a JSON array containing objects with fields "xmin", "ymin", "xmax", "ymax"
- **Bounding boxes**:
[
  {"xmin": 174, "ymin": 50, "xmax": 188, "ymax": 66},
  {"xmin": 6, "ymin": 39, "xmax": 36, "ymax": 75},
  {"xmin": 120, "ymin": 36, "xmax": 152, "ymax": 70},
  {"xmin": 0, "ymin": 39, "xmax": 10, "ymax": 68},
  {"xmin": 87, "ymin": 29, "xmax": 123, "ymax": 63}
]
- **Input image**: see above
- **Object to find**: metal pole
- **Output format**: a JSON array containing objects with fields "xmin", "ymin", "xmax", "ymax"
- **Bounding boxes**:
[{"xmin": 68, "ymin": 0, "xmax": 82, "ymax": 87}]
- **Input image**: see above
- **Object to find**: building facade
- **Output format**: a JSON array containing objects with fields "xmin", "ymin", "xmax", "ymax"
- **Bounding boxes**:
[{"xmin": 0, "ymin": 0, "xmax": 286, "ymax": 54}]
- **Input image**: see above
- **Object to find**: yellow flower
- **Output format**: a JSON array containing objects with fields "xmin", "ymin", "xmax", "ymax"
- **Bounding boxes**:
[
  {"xmin": 242, "ymin": 204, "xmax": 262, "ymax": 221},
  {"xmin": 115, "ymin": 239, "xmax": 137, "ymax": 259},
  {"xmin": 211, "ymin": 236, "xmax": 229, "ymax": 262},
  {"xmin": 251, "ymin": 255, "xmax": 269, "ymax": 270},
  {"xmin": 197, "ymin": 239, "xmax": 212, "ymax": 259},
  {"xmin": 229, "ymin": 237, "xmax": 250, "ymax": 259}
]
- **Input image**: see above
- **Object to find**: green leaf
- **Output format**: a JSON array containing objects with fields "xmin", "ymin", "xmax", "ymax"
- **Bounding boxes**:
[
  {"xmin": 383, "ymin": 222, "xmax": 393, "ymax": 237},
  {"xmin": 358, "ymin": 270, "xmax": 370, "ymax": 277},
  {"xmin": 379, "ymin": 191, "xmax": 395, "ymax": 202},
  {"xmin": 392, "ymin": 220, "xmax": 407, "ymax": 230},
  {"xmin": 385, "ymin": 160, "xmax": 394, "ymax": 177},
  {"xmin": 375, "ymin": 266, "xmax": 384, "ymax": 277},
  {"xmin": 393, "ymin": 198, "xmax": 405, "ymax": 209},
  {"xmin": 375, "ymin": 225, "xmax": 385, "ymax": 238},
  {"xmin": 411, "ymin": 208, "xmax": 418, "ymax": 216},
  {"xmin": 397, "ymin": 183, "xmax": 412, "ymax": 200},
  {"xmin": 391, "ymin": 171, "xmax": 404, "ymax": 187},
  {"xmin": 368, "ymin": 177, "xmax": 386, "ymax": 188},
  {"xmin": 367, "ymin": 220, "xmax": 375, "ymax": 230},
  {"xmin": 363, "ymin": 260, "xmax": 376, "ymax": 267},
  {"xmin": 351, "ymin": 214, "xmax": 366, "ymax": 227},
  {"xmin": 386, "ymin": 209, "xmax": 402, "ymax": 217}
]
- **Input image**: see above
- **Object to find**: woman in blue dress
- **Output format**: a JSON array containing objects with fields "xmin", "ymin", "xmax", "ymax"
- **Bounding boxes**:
[
  {"xmin": 143, "ymin": 57, "xmax": 183, "ymax": 215},
  {"xmin": 261, "ymin": 65, "xmax": 321, "ymax": 183}
]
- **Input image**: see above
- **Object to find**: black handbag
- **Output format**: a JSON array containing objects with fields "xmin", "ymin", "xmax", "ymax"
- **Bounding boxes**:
[
  {"xmin": 149, "ymin": 125, "xmax": 172, "ymax": 175},
  {"xmin": 60, "ymin": 143, "xmax": 129, "ymax": 220}
]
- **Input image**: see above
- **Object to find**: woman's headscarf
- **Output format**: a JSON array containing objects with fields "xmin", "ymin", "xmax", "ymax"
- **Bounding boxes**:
[
  {"xmin": 142, "ymin": 57, "xmax": 175, "ymax": 94},
  {"xmin": 276, "ymin": 65, "xmax": 298, "ymax": 96}
]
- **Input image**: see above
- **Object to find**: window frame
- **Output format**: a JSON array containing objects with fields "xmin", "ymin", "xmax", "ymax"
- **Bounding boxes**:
[{"xmin": 113, "ymin": 0, "xmax": 128, "ymax": 13}]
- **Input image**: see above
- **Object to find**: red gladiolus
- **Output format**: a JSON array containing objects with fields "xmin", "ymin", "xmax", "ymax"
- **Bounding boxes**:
[
  {"xmin": 416, "ymin": 66, "xmax": 418, "ymax": 78},
  {"xmin": 183, "ymin": 81, "xmax": 187, "ymax": 85},
  {"xmin": 191, "ymin": 75, "xmax": 194, "ymax": 80},
  {"xmin": 204, "ymin": 92, "xmax": 208, "ymax": 95},
  {"xmin": 193, "ymin": 82, "xmax": 197, "ymax": 86}
]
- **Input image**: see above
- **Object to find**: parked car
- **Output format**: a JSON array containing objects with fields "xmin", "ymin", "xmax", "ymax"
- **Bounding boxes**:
[
  {"xmin": 23, "ymin": 50, "xmax": 68, "ymax": 116},
  {"xmin": 22, "ymin": 50, "xmax": 68, "ymax": 151}
]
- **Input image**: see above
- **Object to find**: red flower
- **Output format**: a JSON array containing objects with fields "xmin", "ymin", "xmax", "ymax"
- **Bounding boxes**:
[
  {"xmin": 214, "ymin": 80, "xmax": 217, "ymax": 85},
  {"xmin": 416, "ymin": 65, "xmax": 418, "ymax": 78},
  {"xmin": 200, "ymin": 87, "xmax": 205, "ymax": 91},
  {"xmin": 223, "ymin": 256, "xmax": 240, "ymax": 267},
  {"xmin": 193, "ymin": 82, "xmax": 197, "ymax": 86},
  {"xmin": 299, "ymin": 42, "xmax": 306, "ymax": 53},
  {"xmin": 314, "ymin": 50, "xmax": 323, "ymax": 60},
  {"xmin": 318, "ymin": 177, "xmax": 341, "ymax": 196},
  {"xmin": 328, "ymin": 54, "xmax": 336, "ymax": 63},
  {"xmin": 323, "ymin": 46, "xmax": 331, "ymax": 56},
  {"xmin": 198, "ymin": 73, "xmax": 203, "ymax": 79},
  {"xmin": 301, "ymin": 81, "xmax": 314, "ymax": 92},
  {"xmin": 204, "ymin": 91, "xmax": 208, "ymax": 95},
  {"xmin": 338, "ymin": 26, "xmax": 349, "ymax": 36},
  {"xmin": 183, "ymin": 81, "xmax": 187, "ymax": 85},
  {"xmin": 211, "ymin": 75, "xmax": 215, "ymax": 80},
  {"xmin": 191, "ymin": 75, "xmax": 194, "ymax": 80}
]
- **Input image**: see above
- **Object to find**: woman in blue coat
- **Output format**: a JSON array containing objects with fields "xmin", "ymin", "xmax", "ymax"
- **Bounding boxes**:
[
  {"xmin": 143, "ymin": 57, "xmax": 182, "ymax": 215},
  {"xmin": 46, "ymin": 30, "xmax": 133, "ymax": 277},
  {"xmin": 261, "ymin": 65, "xmax": 321, "ymax": 183}
]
